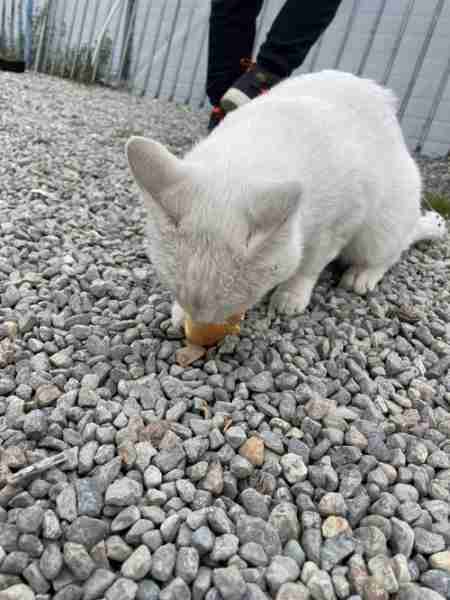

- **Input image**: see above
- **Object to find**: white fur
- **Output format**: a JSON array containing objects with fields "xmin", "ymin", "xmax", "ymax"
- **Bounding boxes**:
[{"xmin": 126, "ymin": 70, "xmax": 447, "ymax": 324}]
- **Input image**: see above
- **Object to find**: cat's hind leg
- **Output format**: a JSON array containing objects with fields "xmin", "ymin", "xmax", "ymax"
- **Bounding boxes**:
[
  {"xmin": 339, "ymin": 210, "xmax": 447, "ymax": 296},
  {"xmin": 339, "ymin": 263, "xmax": 393, "ymax": 295},
  {"xmin": 338, "ymin": 227, "xmax": 403, "ymax": 295}
]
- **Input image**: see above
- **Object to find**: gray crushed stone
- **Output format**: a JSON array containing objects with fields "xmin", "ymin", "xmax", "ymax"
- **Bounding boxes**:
[
  {"xmin": 416, "ymin": 156, "xmax": 450, "ymax": 199},
  {"xmin": 0, "ymin": 72, "xmax": 450, "ymax": 600}
]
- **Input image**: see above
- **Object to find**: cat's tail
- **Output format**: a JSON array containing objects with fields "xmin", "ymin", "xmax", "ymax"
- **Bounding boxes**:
[{"xmin": 410, "ymin": 211, "xmax": 447, "ymax": 245}]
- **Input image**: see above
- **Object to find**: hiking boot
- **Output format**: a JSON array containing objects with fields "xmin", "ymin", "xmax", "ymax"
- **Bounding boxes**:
[
  {"xmin": 208, "ymin": 105, "xmax": 226, "ymax": 132},
  {"xmin": 220, "ymin": 59, "xmax": 282, "ymax": 114}
]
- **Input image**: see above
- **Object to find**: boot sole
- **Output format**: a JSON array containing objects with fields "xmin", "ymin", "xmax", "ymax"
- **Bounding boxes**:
[{"xmin": 220, "ymin": 88, "xmax": 251, "ymax": 113}]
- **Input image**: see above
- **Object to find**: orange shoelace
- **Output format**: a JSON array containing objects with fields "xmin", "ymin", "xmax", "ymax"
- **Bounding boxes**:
[
  {"xmin": 240, "ymin": 57, "xmax": 256, "ymax": 72},
  {"xmin": 211, "ymin": 105, "xmax": 225, "ymax": 116}
]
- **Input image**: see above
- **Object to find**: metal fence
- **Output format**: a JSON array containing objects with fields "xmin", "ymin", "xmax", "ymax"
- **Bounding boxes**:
[{"xmin": 0, "ymin": 0, "xmax": 449, "ymax": 156}]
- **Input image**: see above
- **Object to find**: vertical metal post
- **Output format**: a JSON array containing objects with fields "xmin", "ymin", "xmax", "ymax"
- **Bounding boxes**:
[
  {"xmin": 192, "ymin": 15, "xmax": 210, "ymax": 107},
  {"xmin": 44, "ymin": 0, "xmax": 60, "ymax": 73},
  {"xmin": 106, "ymin": 0, "xmax": 127, "ymax": 84},
  {"xmin": 49, "ymin": 0, "xmax": 67, "ymax": 75},
  {"xmin": 33, "ymin": 0, "xmax": 49, "ymax": 72},
  {"xmin": 416, "ymin": 54, "xmax": 450, "ymax": 152},
  {"xmin": 91, "ymin": 0, "xmax": 123, "ymax": 82},
  {"xmin": 168, "ymin": 0, "xmax": 197, "ymax": 102},
  {"xmin": 118, "ymin": 0, "xmax": 138, "ymax": 83},
  {"xmin": 60, "ymin": 0, "xmax": 79, "ymax": 77},
  {"xmin": 25, "ymin": 0, "xmax": 33, "ymax": 66},
  {"xmin": 79, "ymin": 0, "xmax": 101, "ymax": 81},
  {"xmin": 398, "ymin": 0, "xmax": 445, "ymax": 121},
  {"xmin": 333, "ymin": 0, "xmax": 359, "ymax": 69},
  {"xmin": 70, "ymin": 0, "xmax": 89, "ymax": 80},
  {"xmin": 39, "ymin": 0, "xmax": 54, "ymax": 73},
  {"xmin": 308, "ymin": 34, "xmax": 324, "ymax": 73},
  {"xmin": 154, "ymin": 0, "xmax": 181, "ymax": 98},
  {"xmin": 10, "ymin": 0, "xmax": 16, "ymax": 55},
  {"xmin": 357, "ymin": 0, "xmax": 387, "ymax": 76},
  {"xmin": 128, "ymin": 0, "xmax": 153, "ymax": 91},
  {"xmin": 381, "ymin": 0, "xmax": 415, "ymax": 85},
  {"xmin": 0, "ymin": 1, "xmax": 4, "ymax": 53},
  {"xmin": 18, "ymin": 0, "xmax": 24, "ymax": 60},
  {"xmin": 141, "ymin": 1, "xmax": 168, "ymax": 96}
]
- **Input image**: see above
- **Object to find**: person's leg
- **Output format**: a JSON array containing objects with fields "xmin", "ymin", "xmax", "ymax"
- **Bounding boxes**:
[
  {"xmin": 220, "ymin": 0, "xmax": 342, "ymax": 114},
  {"xmin": 206, "ymin": 0, "xmax": 264, "ymax": 107},
  {"xmin": 258, "ymin": 0, "xmax": 343, "ymax": 77}
]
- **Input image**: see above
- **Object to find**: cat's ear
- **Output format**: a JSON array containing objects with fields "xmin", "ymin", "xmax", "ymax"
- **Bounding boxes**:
[
  {"xmin": 126, "ymin": 136, "xmax": 189, "ymax": 225},
  {"xmin": 245, "ymin": 180, "xmax": 302, "ymax": 251}
]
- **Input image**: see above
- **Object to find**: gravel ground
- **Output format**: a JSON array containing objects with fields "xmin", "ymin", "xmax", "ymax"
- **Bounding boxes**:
[
  {"xmin": 0, "ymin": 72, "xmax": 450, "ymax": 600},
  {"xmin": 416, "ymin": 156, "xmax": 450, "ymax": 200}
]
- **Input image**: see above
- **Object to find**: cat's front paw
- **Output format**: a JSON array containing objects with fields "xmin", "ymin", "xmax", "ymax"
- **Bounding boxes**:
[
  {"xmin": 171, "ymin": 301, "xmax": 185, "ymax": 329},
  {"xmin": 269, "ymin": 287, "xmax": 312, "ymax": 316}
]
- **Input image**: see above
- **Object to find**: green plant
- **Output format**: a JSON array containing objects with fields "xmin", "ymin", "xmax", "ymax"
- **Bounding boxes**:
[
  {"xmin": 30, "ymin": 0, "xmax": 112, "ymax": 84},
  {"xmin": 423, "ymin": 192, "xmax": 450, "ymax": 220},
  {"xmin": 111, "ymin": 127, "xmax": 144, "ymax": 140},
  {"xmin": 40, "ymin": 35, "xmax": 112, "ymax": 84},
  {"xmin": 53, "ymin": 34, "xmax": 113, "ymax": 84},
  {"xmin": 0, "ymin": 16, "xmax": 23, "ymax": 61},
  {"xmin": 31, "ymin": 5, "xmax": 47, "ymax": 62},
  {"xmin": 0, "ymin": 47, "xmax": 18, "ymax": 59},
  {"xmin": 95, "ymin": 34, "xmax": 113, "ymax": 80}
]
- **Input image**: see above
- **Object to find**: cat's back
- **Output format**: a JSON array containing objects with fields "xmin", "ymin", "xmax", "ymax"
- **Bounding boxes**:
[
  {"xmin": 203, "ymin": 70, "xmax": 400, "ymax": 147},
  {"xmin": 189, "ymin": 70, "xmax": 404, "ymax": 179},
  {"xmin": 270, "ymin": 70, "xmax": 397, "ymax": 117},
  {"xmin": 259, "ymin": 70, "xmax": 401, "ymax": 144}
]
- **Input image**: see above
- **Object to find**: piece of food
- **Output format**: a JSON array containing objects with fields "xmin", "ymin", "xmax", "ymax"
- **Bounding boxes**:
[
  {"xmin": 184, "ymin": 313, "xmax": 244, "ymax": 347},
  {"xmin": 176, "ymin": 344, "xmax": 206, "ymax": 367}
]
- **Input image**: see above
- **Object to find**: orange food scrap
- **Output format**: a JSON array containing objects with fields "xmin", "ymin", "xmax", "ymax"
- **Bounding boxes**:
[{"xmin": 184, "ymin": 313, "xmax": 244, "ymax": 347}]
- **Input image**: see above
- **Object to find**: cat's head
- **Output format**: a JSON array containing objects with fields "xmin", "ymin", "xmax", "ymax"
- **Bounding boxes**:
[{"xmin": 126, "ymin": 136, "xmax": 303, "ymax": 323}]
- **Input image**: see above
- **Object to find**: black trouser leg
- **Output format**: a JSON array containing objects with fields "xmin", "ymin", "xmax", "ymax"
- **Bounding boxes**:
[
  {"xmin": 207, "ymin": 0, "xmax": 264, "ymax": 106},
  {"xmin": 258, "ymin": 0, "xmax": 343, "ymax": 77}
]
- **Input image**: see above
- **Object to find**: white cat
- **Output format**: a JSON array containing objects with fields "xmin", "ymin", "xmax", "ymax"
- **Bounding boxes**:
[{"xmin": 126, "ymin": 70, "xmax": 446, "ymax": 328}]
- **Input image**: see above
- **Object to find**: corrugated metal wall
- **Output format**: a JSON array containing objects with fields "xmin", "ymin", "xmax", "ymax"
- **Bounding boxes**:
[{"xmin": 0, "ymin": 0, "xmax": 449, "ymax": 156}]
